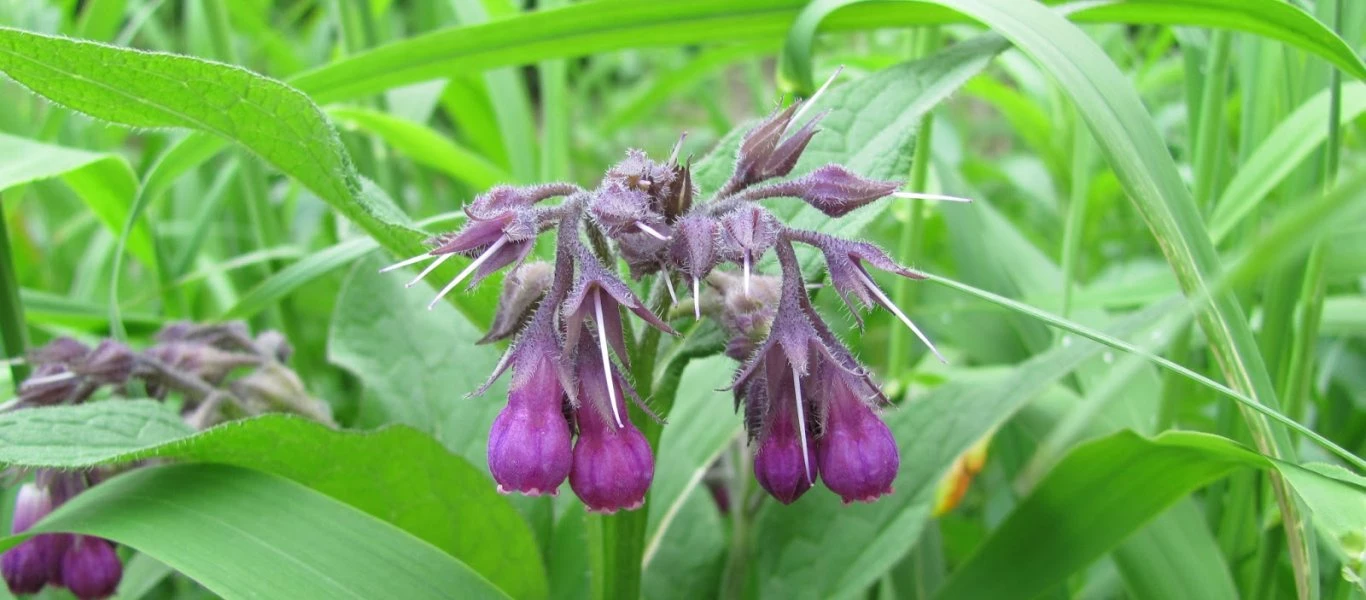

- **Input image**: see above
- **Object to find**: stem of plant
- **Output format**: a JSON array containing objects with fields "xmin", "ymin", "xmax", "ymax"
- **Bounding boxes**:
[
  {"xmin": 719, "ymin": 437, "xmax": 752, "ymax": 600},
  {"xmin": 1281, "ymin": 0, "xmax": 1343, "ymax": 426},
  {"xmin": 0, "ymin": 195, "xmax": 30, "ymax": 387},
  {"xmin": 1191, "ymin": 30, "xmax": 1231, "ymax": 212},
  {"xmin": 886, "ymin": 26, "xmax": 941, "ymax": 379},
  {"xmin": 1059, "ymin": 109, "xmax": 1092, "ymax": 318}
]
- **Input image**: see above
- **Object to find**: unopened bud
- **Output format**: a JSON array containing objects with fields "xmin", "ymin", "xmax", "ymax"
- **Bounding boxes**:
[{"xmin": 479, "ymin": 262, "xmax": 553, "ymax": 345}]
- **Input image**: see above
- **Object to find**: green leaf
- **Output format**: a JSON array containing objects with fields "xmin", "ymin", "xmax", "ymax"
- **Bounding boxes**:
[
  {"xmin": 0, "ymin": 132, "xmax": 153, "ymax": 267},
  {"xmin": 783, "ymin": 0, "xmax": 1366, "ymax": 93},
  {"xmin": 1209, "ymin": 82, "xmax": 1366, "ymax": 243},
  {"xmin": 0, "ymin": 464, "xmax": 508, "ymax": 600},
  {"xmin": 0, "ymin": 400, "xmax": 193, "ymax": 464},
  {"xmin": 643, "ymin": 356, "xmax": 741, "ymax": 564},
  {"xmin": 909, "ymin": 0, "xmax": 1311, "ymax": 592},
  {"xmin": 0, "ymin": 402, "xmax": 548, "ymax": 600},
  {"xmin": 0, "ymin": 28, "xmax": 501, "ymax": 323},
  {"xmin": 934, "ymin": 431, "xmax": 1366, "ymax": 599},
  {"xmin": 221, "ymin": 237, "xmax": 378, "ymax": 320},
  {"xmin": 329, "ymin": 105, "xmax": 513, "ymax": 189},
  {"xmin": 288, "ymin": 0, "xmax": 1366, "ymax": 105},
  {"xmin": 328, "ymin": 255, "xmax": 504, "ymax": 467}
]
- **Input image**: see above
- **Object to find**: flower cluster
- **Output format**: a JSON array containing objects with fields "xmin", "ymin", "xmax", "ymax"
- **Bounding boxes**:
[
  {"xmin": 2, "ymin": 323, "xmax": 328, "ymax": 598},
  {"xmin": 382, "ymin": 77, "xmax": 959, "ymax": 509}
]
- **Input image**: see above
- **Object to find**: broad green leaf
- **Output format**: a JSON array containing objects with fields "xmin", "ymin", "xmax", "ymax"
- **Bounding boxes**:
[
  {"xmin": 939, "ymin": 185, "xmax": 1236, "ymax": 599},
  {"xmin": 0, "ymin": 400, "xmax": 192, "ymax": 464},
  {"xmin": 0, "ymin": 464, "xmax": 508, "ymax": 600},
  {"xmin": 0, "ymin": 28, "xmax": 492, "ymax": 324},
  {"xmin": 934, "ymin": 431, "xmax": 1366, "ymax": 599},
  {"xmin": 0, "ymin": 403, "xmax": 547, "ymax": 600},
  {"xmin": 1209, "ymin": 82, "xmax": 1366, "ymax": 243},
  {"xmin": 116, "ymin": 552, "xmax": 175, "ymax": 600},
  {"xmin": 0, "ymin": 132, "xmax": 153, "ymax": 266},
  {"xmin": 329, "ymin": 105, "xmax": 513, "ymax": 189},
  {"xmin": 328, "ymin": 255, "xmax": 505, "ymax": 467}
]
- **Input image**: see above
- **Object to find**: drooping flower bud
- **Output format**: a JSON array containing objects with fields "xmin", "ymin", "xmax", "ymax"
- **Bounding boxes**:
[
  {"xmin": 718, "ymin": 205, "xmax": 781, "ymax": 296},
  {"xmin": 789, "ymin": 230, "xmax": 944, "ymax": 362},
  {"xmin": 667, "ymin": 214, "xmax": 721, "ymax": 319},
  {"xmin": 588, "ymin": 181, "xmax": 669, "ymax": 241},
  {"xmin": 478, "ymin": 261, "xmax": 554, "ymax": 345},
  {"xmin": 2, "ymin": 484, "xmax": 66, "ymax": 595},
  {"xmin": 741, "ymin": 164, "xmax": 900, "ymax": 217},
  {"xmin": 383, "ymin": 184, "xmax": 575, "ymax": 309},
  {"xmin": 562, "ymin": 249, "xmax": 676, "ymax": 371},
  {"xmin": 812, "ymin": 360, "xmax": 898, "ymax": 504},
  {"xmin": 73, "ymin": 340, "xmax": 134, "ymax": 386},
  {"xmin": 749, "ymin": 362, "xmax": 818, "ymax": 504},
  {"xmin": 16, "ymin": 364, "xmax": 88, "ymax": 407},
  {"xmin": 28, "ymin": 337, "xmax": 91, "ymax": 366},
  {"xmin": 568, "ymin": 336, "xmax": 654, "ymax": 513},
  {"xmin": 708, "ymin": 270, "xmax": 780, "ymax": 361},
  {"xmin": 486, "ymin": 322, "xmax": 574, "ymax": 496},
  {"xmin": 60, "ymin": 536, "xmax": 122, "ymax": 600},
  {"xmin": 230, "ymin": 363, "xmax": 334, "ymax": 424}
]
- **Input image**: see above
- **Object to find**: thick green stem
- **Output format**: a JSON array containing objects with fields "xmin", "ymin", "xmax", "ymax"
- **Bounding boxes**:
[
  {"xmin": 719, "ymin": 438, "xmax": 752, "ymax": 600},
  {"xmin": 886, "ymin": 27, "xmax": 941, "ymax": 377},
  {"xmin": 0, "ymin": 196, "xmax": 30, "ymax": 387}
]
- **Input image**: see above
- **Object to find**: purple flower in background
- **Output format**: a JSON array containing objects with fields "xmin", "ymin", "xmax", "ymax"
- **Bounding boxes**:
[
  {"xmin": 61, "ymin": 536, "xmax": 122, "ymax": 600},
  {"xmin": 2, "ymin": 484, "xmax": 64, "ymax": 595}
]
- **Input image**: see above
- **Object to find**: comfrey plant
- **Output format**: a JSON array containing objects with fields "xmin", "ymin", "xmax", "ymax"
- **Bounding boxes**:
[
  {"xmin": 2, "ymin": 323, "xmax": 328, "ymax": 599},
  {"xmin": 381, "ymin": 76, "xmax": 964, "ymax": 510}
]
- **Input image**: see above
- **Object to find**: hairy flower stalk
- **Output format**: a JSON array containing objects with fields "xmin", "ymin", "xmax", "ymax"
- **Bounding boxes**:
[{"xmin": 382, "ymin": 71, "xmax": 965, "ymax": 507}]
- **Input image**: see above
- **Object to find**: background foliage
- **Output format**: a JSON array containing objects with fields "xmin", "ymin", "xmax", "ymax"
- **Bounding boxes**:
[{"xmin": 0, "ymin": 0, "xmax": 1364, "ymax": 599}]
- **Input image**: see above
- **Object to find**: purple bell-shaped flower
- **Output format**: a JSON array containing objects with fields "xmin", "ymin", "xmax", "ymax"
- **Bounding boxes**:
[
  {"xmin": 60, "ymin": 536, "xmax": 122, "ymax": 600},
  {"xmin": 2, "ymin": 484, "xmax": 67, "ymax": 595},
  {"xmin": 567, "ymin": 336, "xmax": 654, "ymax": 514},
  {"xmin": 485, "ymin": 318, "xmax": 574, "ymax": 496},
  {"xmin": 749, "ymin": 364, "xmax": 818, "ymax": 504},
  {"xmin": 812, "ymin": 359, "xmax": 899, "ymax": 504}
]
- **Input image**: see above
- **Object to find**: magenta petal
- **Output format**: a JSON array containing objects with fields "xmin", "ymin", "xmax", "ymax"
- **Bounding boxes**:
[
  {"xmin": 816, "ymin": 395, "xmax": 898, "ymax": 504},
  {"xmin": 60, "ymin": 536, "xmax": 121, "ymax": 600}
]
